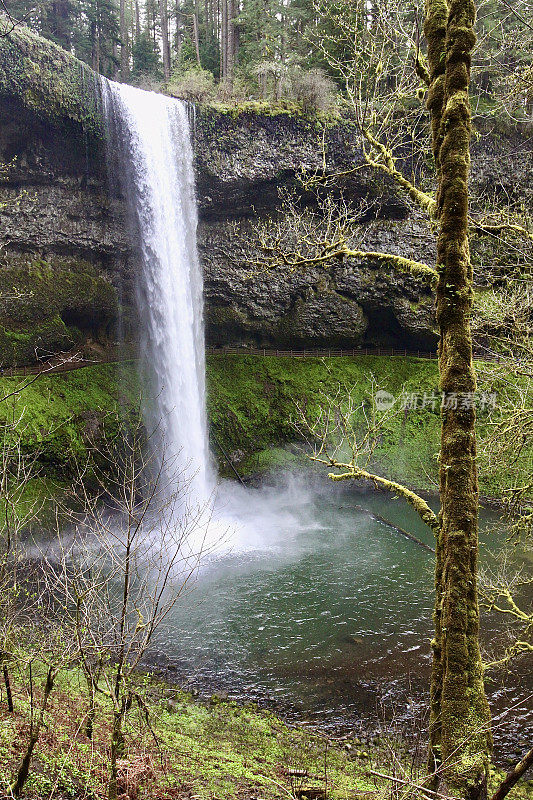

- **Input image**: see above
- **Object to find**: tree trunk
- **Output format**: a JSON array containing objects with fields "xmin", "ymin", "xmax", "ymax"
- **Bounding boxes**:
[
  {"xmin": 50, "ymin": 0, "xmax": 71, "ymax": 50},
  {"xmin": 11, "ymin": 668, "xmax": 57, "ymax": 797},
  {"xmin": 3, "ymin": 664, "xmax": 13, "ymax": 713},
  {"xmin": 108, "ymin": 706, "xmax": 125, "ymax": 800},
  {"xmin": 120, "ymin": 0, "xmax": 128, "ymax": 80},
  {"xmin": 111, "ymin": 41, "xmax": 118, "ymax": 79},
  {"xmin": 175, "ymin": 0, "xmax": 182, "ymax": 59},
  {"xmin": 84, "ymin": 670, "xmax": 96, "ymax": 739},
  {"xmin": 135, "ymin": 0, "xmax": 140, "ymax": 39},
  {"xmin": 192, "ymin": 12, "xmax": 201, "ymax": 66},
  {"xmin": 220, "ymin": 0, "xmax": 227, "ymax": 78},
  {"xmin": 91, "ymin": 19, "xmax": 100, "ymax": 72},
  {"xmin": 226, "ymin": 0, "xmax": 236, "ymax": 81},
  {"xmin": 425, "ymin": 0, "xmax": 492, "ymax": 796},
  {"xmin": 160, "ymin": 0, "xmax": 171, "ymax": 80}
]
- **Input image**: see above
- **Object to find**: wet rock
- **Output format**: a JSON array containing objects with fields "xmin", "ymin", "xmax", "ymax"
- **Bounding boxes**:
[{"xmin": 0, "ymin": 42, "xmax": 531, "ymax": 357}]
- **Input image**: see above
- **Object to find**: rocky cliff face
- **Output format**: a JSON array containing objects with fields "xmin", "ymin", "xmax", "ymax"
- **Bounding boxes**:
[{"xmin": 0, "ymin": 26, "xmax": 530, "ymax": 364}]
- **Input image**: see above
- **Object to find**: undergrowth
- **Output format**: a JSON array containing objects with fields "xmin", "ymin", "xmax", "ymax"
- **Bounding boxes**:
[
  {"xmin": 0, "ymin": 662, "xmax": 529, "ymax": 799},
  {"xmin": 0, "ymin": 354, "xmax": 522, "ymax": 498}
]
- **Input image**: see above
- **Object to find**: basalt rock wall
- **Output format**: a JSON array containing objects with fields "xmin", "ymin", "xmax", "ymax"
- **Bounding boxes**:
[{"xmin": 0, "ymin": 25, "xmax": 531, "ymax": 364}]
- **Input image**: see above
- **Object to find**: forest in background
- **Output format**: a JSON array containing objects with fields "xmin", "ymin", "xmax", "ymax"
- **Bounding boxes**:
[{"xmin": 2, "ymin": 0, "xmax": 533, "ymax": 115}]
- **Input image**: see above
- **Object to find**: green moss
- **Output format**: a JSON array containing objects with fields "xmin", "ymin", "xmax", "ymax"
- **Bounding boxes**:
[
  {"xmin": 206, "ymin": 354, "xmax": 442, "ymax": 486},
  {"xmin": 197, "ymin": 99, "xmax": 343, "ymax": 131},
  {"xmin": 0, "ymin": 24, "xmax": 103, "ymax": 140},
  {"xmin": 240, "ymin": 445, "xmax": 302, "ymax": 476},
  {"xmin": 0, "ymin": 257, "xmax": 117, "ymax": 366},
  {"xmin": 0, "ymin": 316, "xmax": 83, "ymax": 367},
  {"xmin": 206, "ymin": 354, "xmax": 521, "ymax": 496},
  {"xmin": 0, "ymin": 661, "xmax": 389, "ymax": 800},
  {"xmin": 0, "ymin": 363, "xmax": 138, "ymax": 474},
  {"xmin": 4, "ymin": 660, "xmax": 528, "ymax": 800},
  {"xmin": 0, "ymin": 256, "xmax": 117, "ymax": 325},
  {"xmin": 0, "ymin": 353, "xmax": 522, "ymax": 496},
  {"xmin": 209, "ymin": 98, "xmax": 306, "ymax": 117}
]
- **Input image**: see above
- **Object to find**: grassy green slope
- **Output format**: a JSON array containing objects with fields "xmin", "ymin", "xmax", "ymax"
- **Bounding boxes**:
[
  {"xmin": 207, "ymin": 354, "xmax": 442, "ymax": 488},
  {"xmin": 1, "ymin": 662, "xmax": 529, "ymax": 800},
  {"xmin": 1, "ymin": 660, "xmax": 530, "ymax": 800},
  {"xmin": 0, "ymin": 354, "xmax": 514, "ymax": 498},
  {"xmin": 0, "ymin": 363, "xmax": 138, "ymax": 471}
]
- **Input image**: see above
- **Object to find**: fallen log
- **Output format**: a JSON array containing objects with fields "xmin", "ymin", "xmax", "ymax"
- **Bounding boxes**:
[{"xmin": 354, "ymin": 504, "xmax": 435, "ymax": 553}]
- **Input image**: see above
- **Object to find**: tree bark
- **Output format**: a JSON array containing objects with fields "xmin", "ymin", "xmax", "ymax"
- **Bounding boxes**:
[
  {"xmin": 90, "ymin": 19, "xmax": 100, "ymax": 72},
  {"xmin": 159, "ymin": 0, "xmax": 171, "ymax": 80},
  {"xmin": 112, "ymin": 41, "xmax": 119, "ymax": 79},
  {"xmin": 425, "ymin": 0, "xmax": 492, "ymax": 796},
  {"xmin": 11, "ymin": 668, "xmax": 57, "ymax": 797},
  {"xmin": 50, "ymin": 0, "xmax": 71, "ymax": 50},
  {"xmin": 120, "ymin": 0, "xmax": 128, "ymax": 80},
  {"xmin": 490, "ymin": 747, "xmax": 533, "ymax": 800},
  {"xmin": 3, "ymin": 664, "xmax": 13, "ymax": 713}
]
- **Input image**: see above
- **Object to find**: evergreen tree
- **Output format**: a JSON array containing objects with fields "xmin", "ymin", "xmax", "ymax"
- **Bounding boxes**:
[
  {"xmin": 131, "ymin": 27, "xmax": 161, "ymax": 77},
  {"xmin": 72, "ymin": 0, "xmax": 120, "ymax": 75}
]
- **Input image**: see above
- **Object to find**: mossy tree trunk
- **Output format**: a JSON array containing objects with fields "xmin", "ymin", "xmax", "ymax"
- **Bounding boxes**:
[
  {"xmin": 11, "ymin": 667, "xmax": 58, "ymax": 797},
  {"xmin": 424, "ymin": 0, "xmax": 492, "ymax": 796}
]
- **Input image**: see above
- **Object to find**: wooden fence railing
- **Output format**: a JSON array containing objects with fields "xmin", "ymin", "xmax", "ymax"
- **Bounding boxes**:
[
  {"xmin": 1, "ymin": 345, "xmax": 499, "ymax": 378},
  {"xmin": 206, "ymin": 345, "xmax": 500, "ymax": 362}
]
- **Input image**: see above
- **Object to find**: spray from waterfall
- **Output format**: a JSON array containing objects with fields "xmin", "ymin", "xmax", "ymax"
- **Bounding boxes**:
[
  {"xmin": 100, "ymin": 80, "xmax": 321, "ymax": 555},
  {"xmin": 101, "ymin": 80, "xmax": 212, "ymax": 505}
]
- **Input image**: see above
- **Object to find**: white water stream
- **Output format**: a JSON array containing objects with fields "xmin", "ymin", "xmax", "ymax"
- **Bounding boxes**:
[{"xmin": 102, "ymin": 81, "xmax": 212, "ymax": 508}]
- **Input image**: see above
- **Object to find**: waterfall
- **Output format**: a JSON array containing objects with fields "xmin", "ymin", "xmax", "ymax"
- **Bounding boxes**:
[{"xmin": 101, "ymin": 80, "xmax": 212, "ymax": 505}]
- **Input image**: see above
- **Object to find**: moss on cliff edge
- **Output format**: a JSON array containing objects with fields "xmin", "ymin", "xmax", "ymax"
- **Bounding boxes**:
[{"xmin": 0, "ymin": 23, "xmax": 103, "ymax": 137}]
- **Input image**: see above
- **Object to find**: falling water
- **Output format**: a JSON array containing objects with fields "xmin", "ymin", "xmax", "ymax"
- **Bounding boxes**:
[
  {"xmin": 100, "ymin": 80, "xmax": 316, "ymax": 553},
  {"xmin": 101, "ymin": 81, "xmax": 212, "ymax": 504}
]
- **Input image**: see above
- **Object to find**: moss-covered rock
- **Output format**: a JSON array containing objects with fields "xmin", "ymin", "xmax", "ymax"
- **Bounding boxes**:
[
  {"xmin": 0, "ymin": 23, "xmax": 103, "ymax": 141},
  {"xmin": 0, "ymin": 255, "xmax": 118, "ymax": 366},
  {"xmin": 206, "ymin": 354, "xmax": 442, "ymax": 486},
  {"xmin": 0, "ymin": 363, "xmax": 138, "ymax": 473}
]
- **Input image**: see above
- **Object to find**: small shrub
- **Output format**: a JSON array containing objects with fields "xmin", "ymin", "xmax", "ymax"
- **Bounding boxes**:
[
  {"xmin": 254, "ymin": 60, "xmax": 289, "ymax": 100},
  {"xmin": 215, "ymin": 76, "xmax": 249, "ymax": 103},
  {"xmin": 289, "ymin": 68, "xmax": 337, "ymax": 114},
  {"xmin": 168, "ymin": 68, "xmax": 215, "ymax": 103},
  {"xmin": 134, "ymin": 74, "xmax": 164, "ymax": 93}
]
